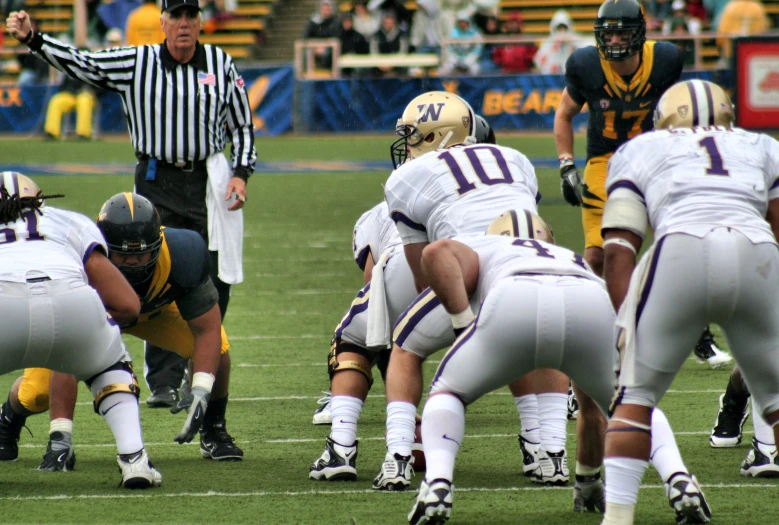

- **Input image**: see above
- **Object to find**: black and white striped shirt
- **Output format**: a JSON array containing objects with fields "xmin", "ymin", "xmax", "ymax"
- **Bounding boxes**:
[{"xmin": 28, "ymin": 33, "xmax": 256, "ymax": 175}]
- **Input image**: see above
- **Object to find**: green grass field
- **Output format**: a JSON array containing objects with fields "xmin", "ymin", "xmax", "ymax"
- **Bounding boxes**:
[{"xmin": 0, "ymin": 135, "xmax": 774, "ymax": 525}]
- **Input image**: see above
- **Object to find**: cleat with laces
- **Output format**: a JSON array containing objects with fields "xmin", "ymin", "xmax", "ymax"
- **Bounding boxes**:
[
  {"xmin": 518, "ymin": 435, "xmax": 540, "ymax": 477},
  {"xmin": 373, "ymin": 451, "xmax": 414, "ymax": 491},
  {"xmin": 309, "ymin": 436, "xmax": 357, "ymax": 481},
  {"xmin": 117, "ymin": 449, "xmax": 162, "ymax": 489},
  {"xmin": 531, "ymin": 448, "xmax": 569, "ymax": 485},
  {"xmin": 567, "ymin": 382, "xmax": 579, "ymax": 420},
  {"xmin": 408, "ymin": 478, "xmax": 453, "ymax": 525},
  {"xmin": 38, "ymin": 433, "xmax": 76, "ymax": 471},
  {"xmin": 710, "ymin": 393, "xmax": 749, "ymax": 448},
  {"xmin": 664, "ymin": 472, "xmax": 712, "ymax": 524},
  {"xmin": 694, "ymin": 328, "xmax": 732, "ymax": 369},
  {"xmin": 200, "ymin": 420, "xmax": 244, "ymax": 461},
  {"xmin": 312, "ymin": 391, "xmax": 333, "ymax": 425},
  {"xmin": 0, "ymin": 402, "xmax": 30, "ymax": 462},
  {"xmin": 573, "ymin": 473, "xmax": 604, "ymax": 512},
  {"xmin": 740, "ymin": 438, "xmax": 779, "ymax": 478}
]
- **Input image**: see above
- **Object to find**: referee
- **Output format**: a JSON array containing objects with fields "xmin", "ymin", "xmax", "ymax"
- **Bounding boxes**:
[{"xmin": 6, "ymin": 1, "xmax": 256, "ymax": 407}]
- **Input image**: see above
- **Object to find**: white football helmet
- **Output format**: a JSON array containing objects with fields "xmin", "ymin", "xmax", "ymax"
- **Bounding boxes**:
[
  {"xmin": 0, "ymin": 171, "xmax": 42, "ymax": 200},
  {"xmin": 486, "ymin": 209, "xmax": 554, "ymax": 244},
  {"xmin": 654, "ymin": 80, "xmax": 734, "ymax": 129},
  {"xmin": 391, "ymin": 91, "xmax": 476, "ymax": 168}
]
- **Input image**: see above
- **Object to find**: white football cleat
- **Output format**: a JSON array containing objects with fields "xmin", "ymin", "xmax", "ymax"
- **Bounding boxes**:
[
  {"xmin": 117, "ymin": 449, "xmax": 162, "ymax": 489},
  {"xmin": 694, "ymin": 330, "xmax": 731, "ymax": 369},
  {"xmin": 312, "ymin": 391, "xmax": 333, "ymax": 425},
  {"xmin": 740, "ymin": 438, "xmax": 779, "ymax": 478},
  {"xmin": 373, "ymin": 451, "xmax": 414, "ymax": 491},
  {"xmin": 664, "ymin": 472, "xmax": 712, "ymax": 524},
  {"xmin": 408, "ymin": 478, "xmax": 453, "ymax": 525},
  {"xmin": 531, "ymin": 448, "xmax": 569, "ymax": 486}
]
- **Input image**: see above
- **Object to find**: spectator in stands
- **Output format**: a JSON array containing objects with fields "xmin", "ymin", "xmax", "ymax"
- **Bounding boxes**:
[
  {"xmin": 686, "ymin": 0, "xmax": 708, "ymax": 21},
  {"xmin": 125, "ymin": 0, "xmax": 165, "ymax": 45},
  {"xmin": 534, "ymin": 10, "xmax": 589, "ymax": 75},
  {"xmin": 370, "ymin": 11, "xmax": 409, "ymax": 75},
  {"xmin": 43, "ymin": 30, "xmax": 122, "ymax": 140},
  {"xmin": 98, "ymin": 0, "xmax": 141, "ymax": 41},
  {"xmin": 492, "ymin": 12, "xmax": 537, "ymax": 74},
  {"xmin": 717, "ymin": 0, "xmax": 770, "ymax": 63},
  {"xmin": 367, "ymin": 0, "xmax": 411, "ymax": 31},
  {"xmin": 477, "ymin": 15, "xmax": 501, "ymax": 73},
  {"xmin": 664, "ymin": 0, "xmax": 701, "ymax": 66},
  {"xmin": 200, "ymin": 0, "xmax": 237, "ymax": 34},
  {"xmin": 409, "ymin": 0, "xmax": 450, "ymax": 55},
  {"xmin": 704, "ymin": 0, "xmax": 732, "ymax": 29},
  {"xmin": 439, "ymin": 11, "xmax": 483, "ymax": 76},
  {"xmin": 352, "ymin": 0, "xmax": 379, "ymax": 39},
  {"xmin": 340, "ymin": 12, "xmax": 369, "ymax": 55},
  {"xmin": 304, "ymin": 0, "xmax": 342, "ymax": 68},
  {"xmin": 646, "ymin": 0, "xmax": 673, "ymax": 19},
  {"xmin": 69, "ymin": 0, "xmax": 110, "ymax": 49},
  {"xmin": 473, "ymin": 0, "xmax": 501, "ymax": 33}
]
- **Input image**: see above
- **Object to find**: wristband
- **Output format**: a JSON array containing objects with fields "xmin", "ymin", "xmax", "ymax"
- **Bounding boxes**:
[
  {"xmin": 20, "ymin": 29, "xmax": 34, "ymax": 44},
  {"xmin": 603, "ymin": 237, "xmax": 637, "ymax": 255},
  {"xmin": 192, "ymin": 371, "xmax": 216, "ymax": 394},
  {"xmin": 450, "ymin": 307, "xmax": 475, "ymax": 329}
]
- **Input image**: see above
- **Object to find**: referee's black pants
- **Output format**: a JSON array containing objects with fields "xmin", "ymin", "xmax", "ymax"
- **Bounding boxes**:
[{"xmin": 135, "ymin": 159, "xmax": 231, "ymax": 394}]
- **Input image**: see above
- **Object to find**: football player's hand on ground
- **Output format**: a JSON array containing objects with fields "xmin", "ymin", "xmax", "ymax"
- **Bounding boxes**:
[
  {"xmin": 560, "ymin": 160, "xmax": 583, "ymax": 206},
  {"xmin": 6, "ymin": 11, "xmax": 32, "ymax": 42},
  {"xmin": 174, "ymin": 386, "xmax": 209, "ymax": 444}
]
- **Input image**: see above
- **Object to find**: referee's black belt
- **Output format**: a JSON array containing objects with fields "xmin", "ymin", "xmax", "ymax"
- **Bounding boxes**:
[{"xmin": 136, "ymin": 154, "xmax": 207, "ymax": 173}]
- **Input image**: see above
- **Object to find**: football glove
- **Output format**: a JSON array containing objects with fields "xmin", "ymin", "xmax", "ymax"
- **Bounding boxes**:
[
  {"xmin": 174, "ymin": 386, "xmax": 209, "ymax": 444},
  {"xmin": 560, "ymin": 159, "xmax": 583, "ymax": 207}
]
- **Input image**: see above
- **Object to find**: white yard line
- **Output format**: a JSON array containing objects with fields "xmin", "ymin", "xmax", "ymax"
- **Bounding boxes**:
[{"xmin": 0, "ymin": 483, "xmax": 773, "ymax": 501}]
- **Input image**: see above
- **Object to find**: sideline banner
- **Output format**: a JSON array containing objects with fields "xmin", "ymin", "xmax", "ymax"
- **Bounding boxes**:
[
  {"xmin": 303, "ymin": 69, "xmax": 731, "ymax": 132},
  {"xmin": 0, "ymin": 65, "xmax": 295, "ymax": 135},
  {"xmin": 733, "ymin": 37, "xmax": 779, "ymax": 130}
]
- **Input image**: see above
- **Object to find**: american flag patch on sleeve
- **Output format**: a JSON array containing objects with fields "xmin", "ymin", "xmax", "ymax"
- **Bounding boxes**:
[{"xmin": 198, "ymin": 72, "xmax": 216, "ymax": 85}]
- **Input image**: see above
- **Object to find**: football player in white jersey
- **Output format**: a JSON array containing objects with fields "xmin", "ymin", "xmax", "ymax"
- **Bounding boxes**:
[
  {"xmin": 600, "ymin": 80, "xmax": 779, "ymax": 525},
  {"xmin": 310, "ymin": 116, "xmax": 551, "ymax": 484},
  {"xmin": 377, "ymin": 92, "xmax": 576, "ymax": 489},
  {"xmin": 0, "ymin": 172, "xmax": 161, "ymax": 488},
  {"xmin": 407, "ymin": 210, "xmax": 710, "ymax": 524}
]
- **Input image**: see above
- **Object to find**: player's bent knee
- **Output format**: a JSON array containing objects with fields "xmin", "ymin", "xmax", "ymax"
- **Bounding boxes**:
[
  {"xmin": 89, "ymin": 362, "xmax": 140, "ymax": 413},
  {"xmin": 328, "ymin": 341, "xmax": 373, "ymax": 386},
  {"xmin": 18, "ymin": 370, "xmax": 52, "ymax": 413}
]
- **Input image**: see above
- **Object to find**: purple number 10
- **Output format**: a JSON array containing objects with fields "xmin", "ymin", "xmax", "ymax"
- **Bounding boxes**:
[
  {"xmin": 439, "ymin": 146, "xmax": 515, "ymax": 195},
  {"xmin": 698, "ymin": 136, "xmax": 730, "ymax": 176}
]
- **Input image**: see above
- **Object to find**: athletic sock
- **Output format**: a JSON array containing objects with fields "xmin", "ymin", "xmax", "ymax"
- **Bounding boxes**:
[
  {"xmin": 329, "ymin": 395, "xmax": 363, "ymax": 446},
  {"xmin": 421, "ymin": 394, "xmax": 464, "ymax": 483},
  {"xmin": 386, "ymin": 401, "xmax": 417, "ymax": 457}
]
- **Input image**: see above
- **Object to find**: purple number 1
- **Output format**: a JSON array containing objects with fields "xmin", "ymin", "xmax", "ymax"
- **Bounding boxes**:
[{"xmin": 698, "ymin": 136, "xmax": 730, "ymax": 176}]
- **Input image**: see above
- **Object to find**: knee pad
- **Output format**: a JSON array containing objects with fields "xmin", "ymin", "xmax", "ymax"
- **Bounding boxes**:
[
  {"xmin": 328, "ymin": 340, "xmax": 373, "ymax": 387},
  {"xmin": 91, "ymin": 362, "xmax": 141, "ymax": 414}
]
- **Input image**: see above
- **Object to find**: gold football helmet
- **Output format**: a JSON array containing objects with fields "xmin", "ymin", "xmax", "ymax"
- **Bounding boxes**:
[
  {"xmin": 654, "ymin": 80, "xmax": 735, "ymax": 129},
  {"xmin": 486, "ymin": 209, "xmax": 555, "ymax": 244},
  {"xmin": 0, "ymin": 171, "xmax": 42, "ymax": 200},
  {"xmin": 391, "ymin": 91, "xmax": 476, "ymax": 168}
]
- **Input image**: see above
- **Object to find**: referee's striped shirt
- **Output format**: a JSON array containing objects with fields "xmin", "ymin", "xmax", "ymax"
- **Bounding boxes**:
[{"xmin": 27, "ymin": 33, "xmax": 256, "ymax": 174}]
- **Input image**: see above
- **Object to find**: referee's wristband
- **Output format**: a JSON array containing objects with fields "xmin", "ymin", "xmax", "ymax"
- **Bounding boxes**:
[{"xmin": 26, "ymin": 31, "xmax": 45, "ymax": 51}]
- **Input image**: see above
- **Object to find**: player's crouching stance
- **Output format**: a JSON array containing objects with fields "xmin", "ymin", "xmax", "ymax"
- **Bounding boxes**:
[
  {"xmin": 600, "ymin": 80, "xmax": 779, "ymax": 525},
  {"xmin": 0, "ymin": 173, "xmax": 160, "ymax": 488},
  {"xmin": 408, "ymin": 211, "xmax": 615, "ymax": 524}
]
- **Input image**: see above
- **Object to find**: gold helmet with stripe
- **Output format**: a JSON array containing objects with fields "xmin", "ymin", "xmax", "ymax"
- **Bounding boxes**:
[
  {"xmin": 391, "ymin": 91, "xmax": 476, "ymax": 168},
  {"xmin": 654, "ymin": 80, "xmax": 735, "ymax": 130},
  {"xmin": 0, "ymin": 171, "xmax": 42, "ymax": 200},
  {"xmin": 486, "ymin": 209, "xmax": 555, "ymax": 244}
]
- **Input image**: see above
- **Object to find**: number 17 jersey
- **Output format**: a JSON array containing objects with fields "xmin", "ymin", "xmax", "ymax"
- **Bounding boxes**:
[{"xmin": 384, "ymin": 144, "xmax": 540, "ymax": 244}]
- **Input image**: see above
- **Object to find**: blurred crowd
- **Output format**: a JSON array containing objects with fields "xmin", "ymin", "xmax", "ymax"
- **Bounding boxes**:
[{"xmin": 303, "ymin": 0, "xmax": 776, "ymax": 75}]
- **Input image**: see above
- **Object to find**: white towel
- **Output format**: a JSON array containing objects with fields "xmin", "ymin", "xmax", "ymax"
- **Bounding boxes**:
[
  {"xmin": 206, "ymin": 153, "xmax": 244, "ymax": 284},
  {"xmin": 366, "ymin": 250, "xmax": 393, "ymax": 348}
]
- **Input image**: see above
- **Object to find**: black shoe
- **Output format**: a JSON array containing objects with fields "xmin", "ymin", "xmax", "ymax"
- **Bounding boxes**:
[
  {"xmin": 0, "ymin": 403, "xmax": 27, "ymax": 461},
  {"xmin": 39, "ymin": 434, "xmax": 76, "ymax": 472},
  {"xmin": 146, "ymin": 386, "xmax": 178, "ymax": 408},
  {"xmin": 710, "ymin": 393, "xmax": 749, "ymax": 448},
  {"xmin": 694, "ymin": 328, "xmax": 732, "ymax": 369},
  {"xmin": 200, "ymin": 420, "xmax": 243, "ymax": 461}
]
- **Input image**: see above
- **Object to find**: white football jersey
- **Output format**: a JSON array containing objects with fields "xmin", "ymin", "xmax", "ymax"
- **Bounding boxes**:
[
  {"xmin": 352, "ymin": 202, "xmax": 402, "ymax": 271},
  {"xmin": 607, "ymin": 127, "xmax": 779, "ymax": 244},
  {"xmin": 384, "ymin": 144, "xmax": 540, "ymax": 244},
  {"xmin": 456, "ymin": 234, "xmax": 602, "ymax": 304},
  {"xmin": 0, "ymin": 206, "xmax": 106, "ymax": 283}
]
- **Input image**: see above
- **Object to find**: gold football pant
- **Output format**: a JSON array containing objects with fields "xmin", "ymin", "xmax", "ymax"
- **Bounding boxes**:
[
  {"xmin": 17, "ymin": 302, "xmax": 229, "ymax": 413},
  {"xmin": 581, "ymin": 153, "xmax": 612, "ymax": 249},
  {"xmin": 43, "ymin": 91, "xmax": 96, "ymax": 139}
]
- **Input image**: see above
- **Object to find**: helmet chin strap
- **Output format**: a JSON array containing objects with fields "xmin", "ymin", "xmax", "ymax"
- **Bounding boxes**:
[{"xmin": 436, "ymin": 131, "xmax": 454, "ymax": 151}]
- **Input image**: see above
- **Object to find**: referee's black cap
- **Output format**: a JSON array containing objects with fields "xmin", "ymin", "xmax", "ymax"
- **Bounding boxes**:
[{"xmin": 162, "ymin": 0, "xmax": 201, "ymax": 13}]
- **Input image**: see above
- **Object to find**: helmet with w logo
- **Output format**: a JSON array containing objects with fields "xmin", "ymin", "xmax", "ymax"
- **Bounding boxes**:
[{"xmin": 391, "ymin": 91, "xmax": 476, "ymax": 169}]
